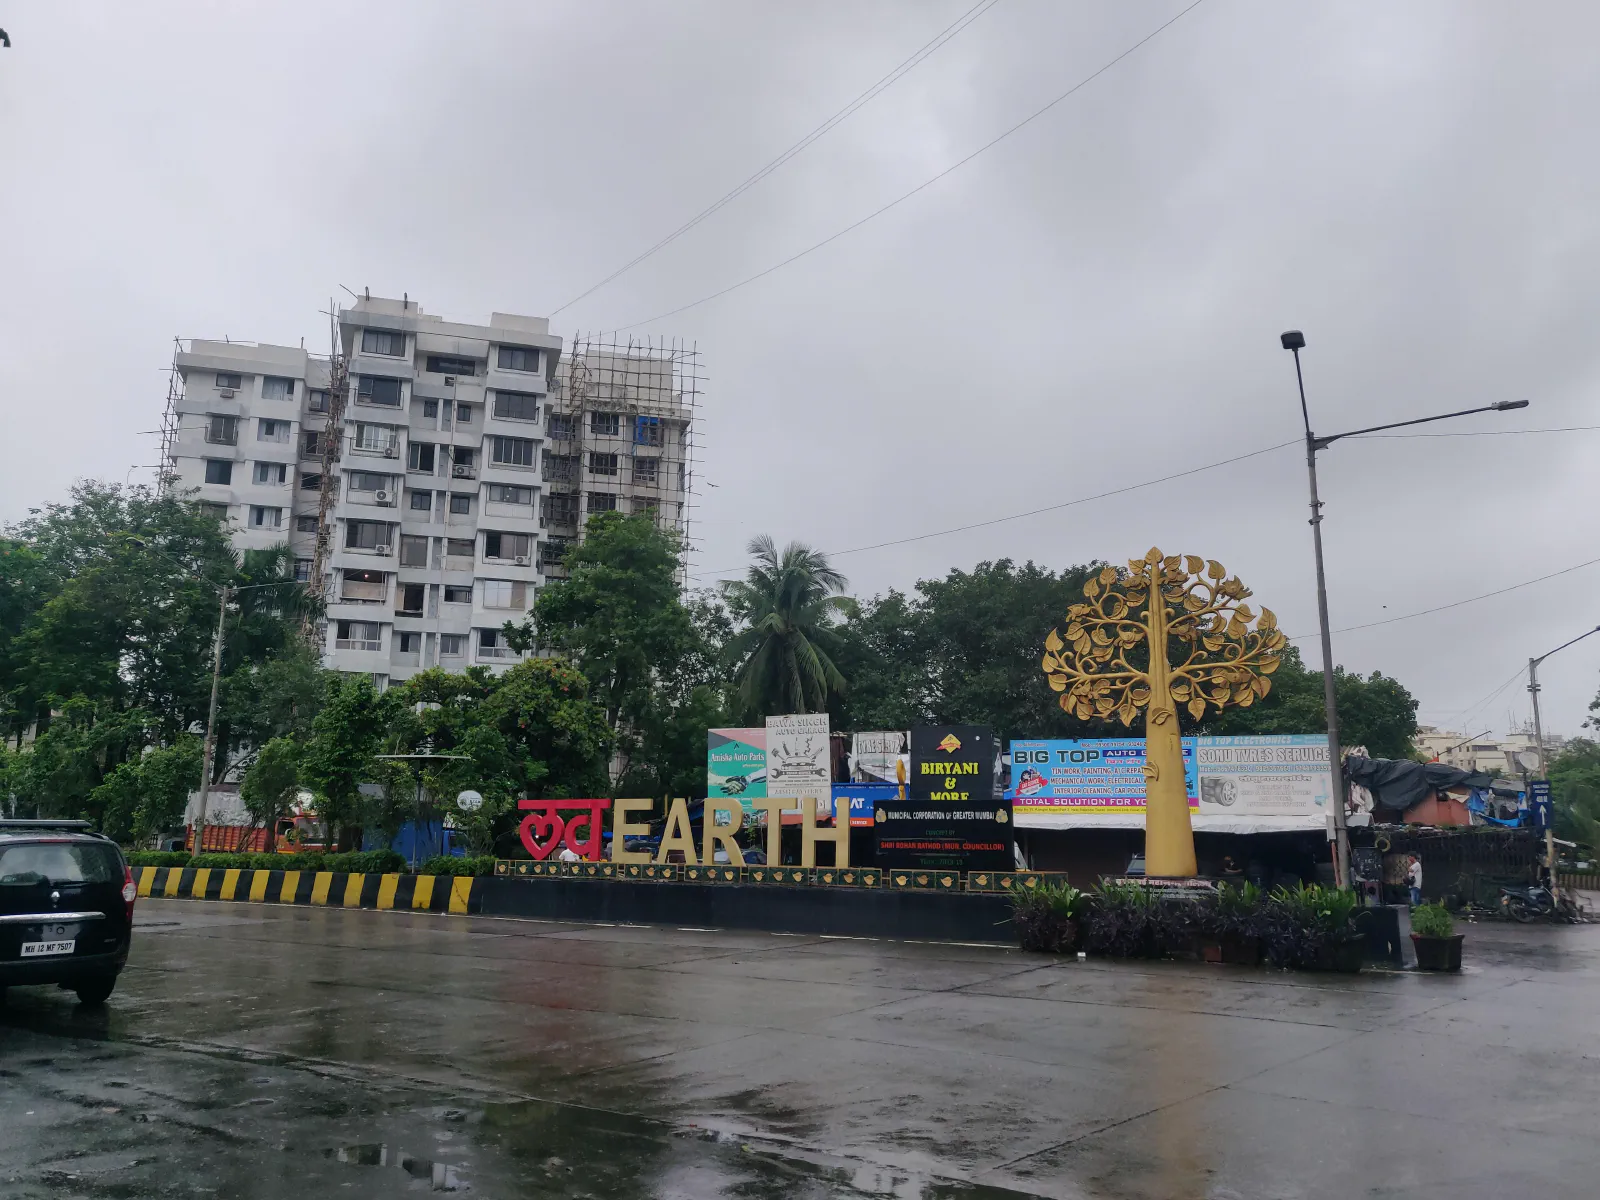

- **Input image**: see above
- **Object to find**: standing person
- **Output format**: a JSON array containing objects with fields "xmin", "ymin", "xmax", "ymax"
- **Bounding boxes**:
[{"xmin": 1406, "ymin": 854, "xmax": 1423, "ymax": 907}]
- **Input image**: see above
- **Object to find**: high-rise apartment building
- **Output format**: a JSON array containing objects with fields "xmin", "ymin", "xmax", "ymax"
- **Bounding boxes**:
[{"xmin": 163, "ymin": 297, "xmax": 698, "ymax": 687}]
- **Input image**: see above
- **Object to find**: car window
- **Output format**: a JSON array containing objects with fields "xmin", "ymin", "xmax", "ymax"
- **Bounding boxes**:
[{"xmin": 0, "ymin": 842, "xmax": 121, "ymax": 886}]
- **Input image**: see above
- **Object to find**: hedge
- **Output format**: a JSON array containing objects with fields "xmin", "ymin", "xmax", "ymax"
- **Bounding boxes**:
[
  {"xmin": 419, "ymin": 855, "xmax": 497, "ymax": 877},
  {"xmin": 126, "ymin": 849, "xmax": 407, "ymax": 874}
]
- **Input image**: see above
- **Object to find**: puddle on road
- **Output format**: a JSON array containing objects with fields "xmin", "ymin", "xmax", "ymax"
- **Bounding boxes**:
[{"xmin": 328, "ymin": 1143, "xmax": 466, "ymax": 1191}]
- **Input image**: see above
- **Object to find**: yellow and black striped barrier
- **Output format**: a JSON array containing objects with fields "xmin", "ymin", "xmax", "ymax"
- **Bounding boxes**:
[{"xmin": 135, "ymin": 866, "xmax": 480, "ymax": 915}]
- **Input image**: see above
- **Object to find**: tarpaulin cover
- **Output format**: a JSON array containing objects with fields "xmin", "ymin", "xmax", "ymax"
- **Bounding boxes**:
[{"xmin": 1343, "ymin": 756, "xmax": 1495, "ymax": 812}]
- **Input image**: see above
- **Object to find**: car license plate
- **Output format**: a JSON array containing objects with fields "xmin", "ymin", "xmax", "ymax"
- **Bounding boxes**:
[{"xmin": 21, "ymin": 939, "xmax": 76, "ymax": 957}]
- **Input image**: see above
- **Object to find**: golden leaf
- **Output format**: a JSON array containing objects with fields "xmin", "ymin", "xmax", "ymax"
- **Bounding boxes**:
[
  {"xmin": 1206, "ymin": 559, "xmax": 1225, "ymax": 580},
  {"xmin": 1047, "ymin": 673, "xmax": 1067, "ymax": 693},
  {"xmin": 1090, "ymin": 627, "xmax": 1112, "ymax": 645},
  {"xmin": 1118, "ymin": 703, "xmax": 1137, "ymax": 727},
  {"xmin": 1260, "ymin": 655, "xmax": 1281, "ymax": 675},
  {"xmin": 1098, "ymin": 566, "xmax": 1118, "ymax": 587},
  {"xmin": 1084, "ymin": 577, "xmax": 1101, "ymax": 600},
  {"xmin": 1074, "ymin": 634, "xmax": 1093, "ymax": 656},
  {"xmin": 1162, "ymin": 555, "xmax": 1180, "ymax": 571},
  {"xmin": 1129, "ymin": 684, "xmax": 1151, "ymax": 705},
  {"xmin": 1184, "ymin": 555, "xmax": 1204, "ymax": 575},
  {"xmin": 1170, "ymin": 681, "xmax": 1192, "ymax": 701},
  {"xmin": 1145, "ymin": 547, "xmax": 1164, "ymax": 564},
  {"xmin": 1187, "ymin": 696, "xmax": 1207, "ymax": 720},
  {"xmin": 1227, "ymin": 616, "xmax": 1248, "ymax": 639},
  {"xmin": 1064, "ymin": 622, "xmax": 1083, "ymax": 640},
  {"xmin": 1045, "ymin": 629, "xmax": 1063, "ymax": 653},
  {"xmin": 1068, "ymin": 603, "xmax": 1090, "ymax": 619},
  {"xmin": 1057, "ymin": 695, "xmax": 1073, "ymax": 713},
  {"xmin": 1258, "ymin": 607, "xmax": 1277, "ymax": 630},
  {"xmin": 1203, "ymin": 635, "xmax": 1223, "ymax": 652},
  {"xmin": 1075, "ymin": 700, "xmax": 1094, "ymax": 721},
  {"xmin": 1252, "ymin": 676, "xmax": 1271, "ymax": 698},
  {"xmin": 1236, "ymin": 690, "xmax": 1255, "ymax": 708},
  {"xmin": 1094, "ymin": 694, "xmax": 1115, "ymax": 714},
  {"xmin": 1236, "ymin": 604, "xmax": 1254, "ymax": 622},
  {"xmin": 1184, "ymin": 592, "xmax": 1206, "ymax": 612},
  {"xmin": 1042, "ymin": 652, "xmax": 1058, "ymax": 673}
]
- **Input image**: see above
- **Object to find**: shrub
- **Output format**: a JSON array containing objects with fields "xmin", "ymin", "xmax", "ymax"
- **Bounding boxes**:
[
  {"xmin": 1411, "ymin": 901, "xmax": 1455, "ymax": 939},
  {"xmin": 152, "ymin": 849, "xmax": 409, "ymax": 874},
  {"xmin": 1083, "ymin": 882, "xmax": 1163, "ymax": 958},
  {"xmin": 1262, "ymin": 882, "xmax": 1364, "ymax": 969},
  {"xmin": 419, "ymin": 855, "xmax": 497, "ymax": 877},
  {"xmin": 1197, "ymin": 881, "xmax": 1265, "ymax": 941},
  {"xmin": 1009, "ymin": 881, "xmax": 1087, "ymax": 954},
  {"xmin": 125, "ymin": 851, "xmax": 192, "ymax": 869}
]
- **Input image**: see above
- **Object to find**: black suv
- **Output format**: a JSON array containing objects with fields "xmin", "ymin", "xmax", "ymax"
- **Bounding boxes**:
[{"xmin": 0, "ymin": 820, "xmax": 134, "ymax": 1006}]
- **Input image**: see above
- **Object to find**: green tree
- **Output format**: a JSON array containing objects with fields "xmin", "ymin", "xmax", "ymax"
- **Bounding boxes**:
[
  {"xmin": 298, "ymin": 674, "xmax": 396, "ymax": 850},
  {"xmin": 1550, "ymin": 738, "xmax": 1600, "ymax": 851},
  {"xmin": 240, "ymin": 736, "xmax": 301, "ymax": 850},
  {"xmin": 721, "ymin": 536, "xmax": 851, "ymax": 720},
  {"xmin": 89, "ymin": 736, "xmax": 203, "ymax": 844}
]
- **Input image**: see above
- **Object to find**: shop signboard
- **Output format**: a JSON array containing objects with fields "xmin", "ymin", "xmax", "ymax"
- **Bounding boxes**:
[
  {"xmin": 876, "ymin": 726, "xmax": 1013, "ymax": 871},
  {"xmin": 850, "ymin": 731, "xmax": 908, "ymax": 784},
  {"xmin": 706, "ymin": 728, "xmax": 767, "ymax": 814},
  {"xmin": 1009, "ymin": 734, "xmax": 1329, "ymax": 832},
  {"xmin": 765, "ymin": 714, "xmax": 832, "ymax": 801}
]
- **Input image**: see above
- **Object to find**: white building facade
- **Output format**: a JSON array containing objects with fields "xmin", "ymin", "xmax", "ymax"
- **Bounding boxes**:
[{"xmin": 166, "ymin": 297, "xmax": 696, "ymax": 687}]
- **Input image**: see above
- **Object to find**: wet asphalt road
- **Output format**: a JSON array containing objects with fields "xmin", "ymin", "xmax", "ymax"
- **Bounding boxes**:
[{"xmin": 2, "ymin": 900, "xmax": 1597, "ymax": 1199}]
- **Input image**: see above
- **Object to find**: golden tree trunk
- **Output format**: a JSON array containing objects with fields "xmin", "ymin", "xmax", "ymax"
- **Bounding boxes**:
[{"xmin": 1142, "ymin": 583, "xmax": 1197, "ymax": 877}]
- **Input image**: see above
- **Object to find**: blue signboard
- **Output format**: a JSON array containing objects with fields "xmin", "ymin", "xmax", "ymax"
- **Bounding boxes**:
[{"xmin": 1530, "ymin": 780, "xmax": 1552, "ymax": 829}]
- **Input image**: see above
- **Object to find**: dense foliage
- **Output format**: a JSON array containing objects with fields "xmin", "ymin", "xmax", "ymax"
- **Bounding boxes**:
[{"xmin": 1549, "ymin": 737, "xmax": 1600, "ymax": 851}]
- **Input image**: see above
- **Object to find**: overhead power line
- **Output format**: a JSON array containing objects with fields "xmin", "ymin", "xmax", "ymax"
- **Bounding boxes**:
[
  {"xmin": 618, "ymin": 0, "xmax": 1211, "ymax": 331},
  {"xmin": 688, "ymin": 435, "xmax": 1294, "ymax": 580},
  {"xmin": 551, "ymin": 0, "xmax": 1005, "ymax": 317}
]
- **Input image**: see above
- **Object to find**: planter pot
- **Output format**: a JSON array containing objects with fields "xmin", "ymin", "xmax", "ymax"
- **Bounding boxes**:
[
  {"xmin": 1200, "ymin": 940, "xmax": 1223, "ymax": 963},
  {"xmin": 1411, "ymin": 933, "xmax": 1464, "ymax": 972},
  {"xmin": 1312, "ymin": 936, "xmax": 1366, "ymax": 973},
  {"xmin": 1220, "ymin": 935, "xmax": 1262, "ymax": 966}
]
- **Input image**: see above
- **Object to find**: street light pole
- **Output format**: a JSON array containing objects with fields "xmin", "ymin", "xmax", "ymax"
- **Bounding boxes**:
[
  {"xmin": 193, "ymin": 585, "xmax": 231, "ymax": 855},
  {"xmin": 1281, "ymin": 331, "xmax": 1350, "ymax": 889},
  {"xmin": 1278, "ymin": 331, "xmax": 1529, "ymax": 890},
  {"xmin": 1527, "ymin": 625, "xmax": 1600, "ymax": 896}
]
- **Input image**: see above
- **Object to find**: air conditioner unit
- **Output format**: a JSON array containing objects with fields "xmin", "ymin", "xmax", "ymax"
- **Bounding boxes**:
[
  {"xmin": 443, "ymin": 376, "xmax": 455, "ymax": 386},
  {"xmin": 219, "ymin": 389, "xmax": 236, "ymax": 398},
  {"xmin": 452, "ymin": 465, "xmax": 471, "ymax": 477},
  {"xmin": 374, "ymin": 544, "xmax": 391, "ymax": 555},
  {"xmin": 514, "ymin": 555, "xmax": 530, "ymax": 566},
  {"xmin": 374, "ymin": 490, "xmax": 389, "ymax": 504},
  {"xmin": 383, "ymin": 446, "xmax": 399, "ymax": 458}
]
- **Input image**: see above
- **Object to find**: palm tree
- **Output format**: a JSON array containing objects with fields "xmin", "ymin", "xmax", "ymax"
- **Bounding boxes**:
[{"xmin": 721, "ymin": 536, "xmax": 852, "ymax": 719}]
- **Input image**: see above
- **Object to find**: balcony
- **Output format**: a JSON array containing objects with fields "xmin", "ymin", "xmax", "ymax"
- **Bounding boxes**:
[
  {"xmin": 204, "ymin": 429, "xmax": 238, "ymax": 447},
  {"xmin": 475, "ymin": 645, "xmax": 521, "ymax": 661},
  {"xmin": 340, "ymin": 583, "xmax": 387, "ymax": 603},
  {"xmin": 335, "ymin": 636, "xmax": 384, "ymax": 652},
  {"xmin": 351, "ymin": 442, "xmax": 402, "ymax": 460}
]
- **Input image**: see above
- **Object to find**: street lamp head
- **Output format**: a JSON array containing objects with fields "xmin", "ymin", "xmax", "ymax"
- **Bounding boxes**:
[
  {"xmin": 1492, "ymin": 399, "xmax": 1530, "ymax": 411},
  {"xmin": 1280, "ymin": 330, "xmax": 1305, "ymax": 351}
]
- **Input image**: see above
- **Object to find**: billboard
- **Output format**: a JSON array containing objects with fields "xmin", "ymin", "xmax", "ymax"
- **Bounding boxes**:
[
  {"xmin": 765, "ymin": 713, "xmax": 831, "ymax": 801},
  {"xmin": 878, "ymin": 725, "xmax": 1013, "ymax": 871},
  {"xmin": 706, "ymin": 728, "xmax": 766, "ymax": 812},
  {"xmin": 850, "ymin": 731, "xmax": 907, "ymax": 785},
  {"xmin": 1009, "ymin": 734, "xmax": 1329, "ymax": 832}
]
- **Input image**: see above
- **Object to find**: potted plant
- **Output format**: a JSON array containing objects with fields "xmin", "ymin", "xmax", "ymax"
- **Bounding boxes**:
[
  {"xmin": 1202, "ymin": 881, "xmax": 1264, "ymax": 965},
  {"xmin": 1010, "ymin": 881, "xmax": 1087, "ymax": 954},
  {"xmin": 1083, "ymin": 881, "xmax": 1163, "ymax": 958},
  {"xmin": 1264, "ymin": 883, "xmax": 1366, "ymax": 972},
  {"xmin": 1410, "ymin": 902, "xmax": 1463, "ymax": 972}
]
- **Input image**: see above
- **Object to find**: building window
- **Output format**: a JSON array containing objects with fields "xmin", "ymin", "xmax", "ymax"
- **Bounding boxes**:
[
  {"xmin": 488, "ymin": 483, "xmax": 534, "ymax": 505},
  {"xmin": 257, "ymin": 418, "xmax": 290, "ymax": 442},
  {"xmin": 449, "ymin": 493, "xmax": 473, "ymax": 515},
  {"xmin": 335, "ymin": 620, "xmax": 383, "ymax": 651},
  {"xmin": 354, "ymin": 423, "xmax": 398, "ymax": 453},
  {"xmin": 446, "ymin": 538, "xmax": 474, "ymax": 561},
  {"xmin": 540, "ymin": 537, "xmax": 572, "ymax": 565},
  {"xmin": 542, "ymin": 491, "xmax": 579, "ymax": 526},
  {"xmin": 248, "ymin": 505, "xmax": 283, "ymax": 529},
  {"xmin": 206, "ymin": 415, "xmax": 238, "ymax": 445},
  {"xmin": 344, "ymin": 520, "xmax": 390, "ymax": 551},
  {"xmin": 301, "ymin": 430, "xmax": 322, "ymax": 456},
  {"xmin": 409, "ymin": 490, "xmax": 432, "ymax": 511},
  {"xmin": 422, "ymin": 399, "xmax": 438, "ymax": 419},
  {"xmin": 440, "ymin": 633, "xmax": 466, "ymax": 657},
  {"xmin": 307, "ymin": 389, "xmax": 330, "ymax": 413},
  {"xmin": 443, "ymin": 585, "xmax": 473, "ymax": 604},
  {"xmin": 588, "ymin": 452, "xmax": 618, "ymax": 476},
  {"xmin": 216, "ymin": 372, "xmax": 243, "ymax": 391},
  {"xmin": 590, "ymin": 411, "xmax": 620, "ymax": 437},
  {"xmin": 300, "ymin": 473, "xmax": 322, "ymax": 491},
  {"xmin": 397, "ymin": 583, "xmax": 425, "ymax": 615},
  {"xmin": 293, "ymin": 559, "xmax": 312, "ymax": 582},
  {"xmin": 632, "ymin": 498, "xmax": 659, "ymax": 518},
  {"xmin": 586, "ymin": 491, "xmax": 617, "ymax": 514},
  {"xmin": 455, "ymin": 403, "xmax": 473, "ymax": 424},
  {"xmin": 483, "ymin": 532, "xmax": 532, "ymax": 561},
  {"xmin": 296, "ymin": 514, "xmax": 319, "ymax": 533},
  {"xmin": 253, "ymin": 462, "xmax": 287, "ymax": 485},
  {"xmin": 426, "ymin": 355, "xmax": 477, "ymax": 376},
  {"xmin": 198, "ymin": 501, "xmax": 230, "ymax": 523},
  {"xmin": 547, "ymin": 412, "xmax": 576, "ymax": 440},
  {"xmin": 399, "ymin": 535, "xmax": 430, "ymax": 568},
  {"xmin": 340, "ymin": 568, "xmax": 386, "ymax": 602},
  {"xmin": 632, "ymin": 456, "xmax": 659, "ymax": 484},
  {"xmin": 347, "ymin": 470, "xmax": 390, "ymax": 493},
  {"xmin": 635, "ymin": 416, "xmax": 663, "ymax": 446},
  {"xmin": 481, "ymin": 580, "xmax": 528, "ymax": 611},
  {"xmin": 357, "ymin": 376, "xmax": 403, "ymax": 407},
  {"xmin": 408, "ymin": 442, "xmax": 436, "ymax": 473},
  {"xmin": 451, "ymin": 447, "xmax": 476, "ymax": 473},
  {"xmin": 477, "ymin": 628, "xmax": 514, "ymax": 658},
  {"xmin": 204, "ymin": 459, "xmax": 233, "ymax": 485},
  {"xmin": 542, "ymin": 451, "xmax": 577, "ymax": 483},
  {"xmin": 395, "ymin": 631, "xmax": 421, "ymax": 654},
  {"xmin": 497, "ymin": 346, "xmax": 541, "ymax": 373},
  {"xmin": 361, "ymin": 329, "xmax": 405, "ymax": 357},
  {"xmin": 262, "ymin": 376, "xmax": 296, "ymax": 401},
  {"xmin": 493, "ymin": 391, "xmax": 540, "ymax": 421},
  {"xmin": 491, "ymin": 436, "xmax": 537, "ymax": 467}
]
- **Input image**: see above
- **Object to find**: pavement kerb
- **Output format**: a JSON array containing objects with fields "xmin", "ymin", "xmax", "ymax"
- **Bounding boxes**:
[{"xmin": 133, "ymin": 865, "xmax": 481, "ymax": 916}]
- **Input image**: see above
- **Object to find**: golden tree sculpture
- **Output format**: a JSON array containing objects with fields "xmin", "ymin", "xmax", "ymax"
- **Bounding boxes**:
[{"xmin": 1041, "ymin": 548, "xmax": 1288, "ymax": 876}]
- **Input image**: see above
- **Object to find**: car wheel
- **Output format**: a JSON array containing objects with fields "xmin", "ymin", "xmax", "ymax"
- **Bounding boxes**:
[{"xmin": 74, "ymin": 975, "xmax": 118, "ymax": 1006}]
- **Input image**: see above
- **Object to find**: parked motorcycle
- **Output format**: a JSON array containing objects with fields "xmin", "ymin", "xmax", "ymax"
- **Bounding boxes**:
[{"xmin": 1499, "ymin": 884, "xmax": 1555, "ymax": 923}]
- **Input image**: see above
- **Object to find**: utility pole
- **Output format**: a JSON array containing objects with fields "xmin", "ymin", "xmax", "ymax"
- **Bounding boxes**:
[
  {"xmin": 193, "ymin": 585, "xmax": 231, "ymax": 854},
  {"xmin": 1527, "ymin": 625, "xmax": 1600, "ymax": 899}
]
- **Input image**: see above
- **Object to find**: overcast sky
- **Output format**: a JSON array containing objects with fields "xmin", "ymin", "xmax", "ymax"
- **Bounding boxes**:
[{"xmin": 3, "ymin": 1, "xmax": 1598, "ymax": 739}]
